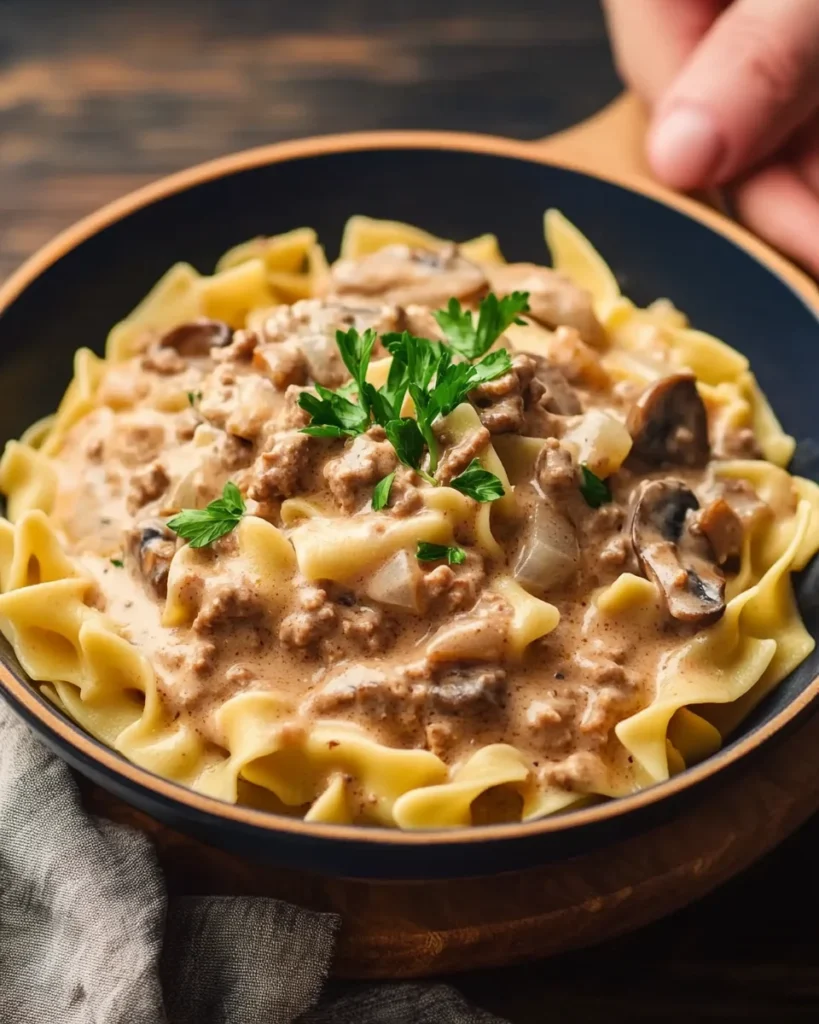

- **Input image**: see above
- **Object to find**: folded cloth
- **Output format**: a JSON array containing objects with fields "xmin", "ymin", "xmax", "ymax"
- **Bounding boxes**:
[{"xmin": 0, "ymin": 701, "xmax": 508, "ymax": 1024}]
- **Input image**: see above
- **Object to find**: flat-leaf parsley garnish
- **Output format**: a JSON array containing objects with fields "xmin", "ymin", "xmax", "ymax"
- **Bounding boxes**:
[
  {"xmin": 109, "ymin": 558, "xmax": 124, "ymax": 568},
  {"xmin": 416, "ymin": 541, "xmax": 466, "ymax": 565},
  {"xmin": 449, "ymin": 458, "xmax": 506, "ymax": 502},
  {"xmin": 579, "ymin": 464, "xmax": 611, "ymax": 509},
  {"xmin": 434, "ymin": 291, "xmax": 530, "ymax": 360},
  {"xmin": 167, "ymin": 481, "xmax": 246, "ymax": 548},
  {"xmin": 371, "ymin": 471, "xmax": 396, "ymax": 511},
  {"xmin": 296, "ymin": 295, "xmax": 528, "ymax": 500}
]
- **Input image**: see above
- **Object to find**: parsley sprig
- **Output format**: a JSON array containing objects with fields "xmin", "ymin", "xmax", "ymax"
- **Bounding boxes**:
[
  {"xmin": 579, "ymin": 464, "xmax": 612, "ymax": 509},
  {"xmin": 416, "ymin": 542, "xmax": 466, "ymax": 565},
  {"xmin": 450, "ymin": 459, "xmax": 506, "ymax": 502},
  {"xmin": 167, "ymin": 481, "xmax": 246, "ymax": 548},
  {"xmin": 298, "ymin": 291, "xmax": 529, "ymax": 502},
  {"xmin": 434, "ymin": 291, "xmax": 530, "ymax": 360}
]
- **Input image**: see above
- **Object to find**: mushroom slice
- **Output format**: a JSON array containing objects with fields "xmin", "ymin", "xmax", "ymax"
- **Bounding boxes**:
[
  {"xmin": 329, "ymin": 244, "xmax": 487, "ymax": 307},
  {"xmin": 628, "ymin": 479, "xmax": 725, "ymax": 626},
  {"xmin": 486, "ymin": 263, "xmax": 605, "ymax": 347},
  {"xmin": 128, "ymin": 519, "xmax": 177, "ymax": 596},
  {"xmin": 159, "ymin": 318, "xmax": 233, "ymax": 357},
  {"xmin": 627, "ymin": 372, "xmax": 710, "ymax": 467}
]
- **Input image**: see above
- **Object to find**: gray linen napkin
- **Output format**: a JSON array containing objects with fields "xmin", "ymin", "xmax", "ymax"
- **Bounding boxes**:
[{"xmin": 0, "ymin": 700, "xmax": 508, "ymax": 1024}]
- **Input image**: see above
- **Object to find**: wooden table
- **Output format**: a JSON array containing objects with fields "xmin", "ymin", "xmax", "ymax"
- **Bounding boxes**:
[{"xmin": 2, "ymin": 2, "xmax": 817, "ymax": 1020}]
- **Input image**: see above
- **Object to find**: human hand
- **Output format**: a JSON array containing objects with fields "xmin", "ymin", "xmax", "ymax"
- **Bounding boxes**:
[{"xmin": 602, "ymin": 0, "xmax": 819, "ymax": 276}]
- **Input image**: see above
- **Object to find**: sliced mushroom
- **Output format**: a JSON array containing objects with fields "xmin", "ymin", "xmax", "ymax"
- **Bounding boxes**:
[
  {"xmin": 485, "ymin": 263, "xmax": 605, "ymax": 347},
  {"xmin": 329, "ymin": 244, "xmax": 487, "ymax": 307},
  {"xmin": 627, "ymin": 373, "xmax": 710, "ymax": 467},
  {"xmin": 427, "ymin": 665, "xmax": 507, "ymax": 714},
  {"xmin": 628, "ymin": 479, "xmax": 725, "ymax": 626},
  {"xmin": 159, "ymin": 318, "xmax": 233, "ymax": 357},
  {"xmin": 128, "ymin": 520, "xmax": 177, "ymax": 596}
]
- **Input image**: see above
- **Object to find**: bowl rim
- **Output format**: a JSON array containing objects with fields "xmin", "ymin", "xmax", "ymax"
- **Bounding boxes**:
[{"xmin": 2, "ymin": 127, "xmax": 818, "ymax": 849}]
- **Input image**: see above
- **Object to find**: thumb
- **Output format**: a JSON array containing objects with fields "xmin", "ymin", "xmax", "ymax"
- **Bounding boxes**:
[{"xmin": 648, "ymin": 0, "xmax": 819, "ymax": 190}]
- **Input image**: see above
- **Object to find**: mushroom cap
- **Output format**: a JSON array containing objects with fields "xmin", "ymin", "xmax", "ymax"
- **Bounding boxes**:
[
  {"xmin": 627, "ymin": 372, "xmax": 710, "ymax": 467},
  {"xmin": 160, "ymin": 318, "xmax": 233, "ymax": 357},
  {"xmin": 128, "ymin": 519, "xmax": 177, "ymax": 596},
  {"xmin": 628, "ymin": 478, "xmax": 726, "ymax": 627}
]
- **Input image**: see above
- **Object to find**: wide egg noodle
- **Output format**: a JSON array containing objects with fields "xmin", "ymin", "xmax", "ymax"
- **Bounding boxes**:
[
  {"xmin": 0, "ymin": 213, "xmax": 816, "ymax": 829},
  {"xmin": 615, "ymin": 500, "xmax": 814, "ymax": 781},
  {"xmin": 338, "ymin": 214, "xmax": 505, "ymax": 266},
  {"xmin": 0, "ymin": 442, "xmax": 58, "ymax": 522}
]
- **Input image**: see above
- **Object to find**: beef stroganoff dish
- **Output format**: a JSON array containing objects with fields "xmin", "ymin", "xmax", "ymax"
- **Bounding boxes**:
[{"xmin": 2, "ymin": 211, "xmax": 818, "ymax": 829}]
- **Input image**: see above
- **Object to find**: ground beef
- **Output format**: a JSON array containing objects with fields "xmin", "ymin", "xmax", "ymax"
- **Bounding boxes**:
[
  {"xmin": 278, "ymin": 584, "xmax": 338, "ymax": 648},
  {"xmin": 526, "ymin": 695, "xmax": 579, "ymax": 755},
  {"xmin": 323, "ymin": 427, "xmax": 398, "ymax": 512},
  {"xmin": 435, "ymin": 425, "xmax": 491, "ymax": 484},
  {"xmin": 340, "ymin": 604, "xmax": 387, "ymax": 653},
  {"xmin": 192, "ymin": 577, "xmax": 266, "ymax": 634},
  {"xmin": 469, "ymin": 354, "xmax": 537, "ymax": 434},
  {"xmin": 529, "ymin": 361, "xmax": 582, "ymax": 416},
  {"xmin": 279, "ymin": 582, "xmax": 388, "ymax": 655},
  {"xmin": 276, "ymin": 385, "xmax": 312, "ymax": 429},
  {"xmin": 247, "ymin": 430, "xmax": 317, "ymax": 501},
  {"xmin": 110, "ymin": 421, "xmax": 166, "ymax": 468},
  {"xmin": 540, "ymin": 751, "xmax": 608, "ymax": 793},
  {"xmin": 250, "ymin": 299, "xmax": 399, "ymax": 389},
  {"xmin": 420, "ymin": 550, "xmax": 485, "ymax": 613},
  {"xmin": 126, "ymin": 461, "xmax": 170, "ymax": 514},
  {"xmin": 253, "ymin": 340, "xmax": 308, "ymax": 390},
  {"xmin": 141, "ymin": 345, "xmax": 187, "ymax": 376},
  {"xmin": 213, "ymin": 328, "xmax": 259, "ymax": 363},
  {"xmin": 387, "ymin": 467, "xmax": 424, "ymax": 516},
  {"xmin": 535, "ymin": 438, "xmax": 577, "ymax": 495}
]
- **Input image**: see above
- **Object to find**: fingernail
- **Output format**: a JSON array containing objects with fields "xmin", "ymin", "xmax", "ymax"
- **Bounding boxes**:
[{"xmin": 648, "ymin": 104, "xmax": 725, "ymax": 190}]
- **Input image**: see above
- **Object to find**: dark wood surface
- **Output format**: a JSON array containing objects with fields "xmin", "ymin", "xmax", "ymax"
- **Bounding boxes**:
[{"xmin": 3, "ymin": 2, "xmax": 818, "ymax": 1020}]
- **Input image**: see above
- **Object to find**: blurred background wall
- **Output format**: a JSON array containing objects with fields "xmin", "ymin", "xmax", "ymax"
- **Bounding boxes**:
[{"xmin": 0, "ymin": 0, "xmax": 618, "ymax": 282}]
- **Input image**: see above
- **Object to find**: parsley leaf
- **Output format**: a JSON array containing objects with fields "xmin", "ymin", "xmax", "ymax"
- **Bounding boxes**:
[
  {"xmin": 372, "ymin": 471, "xmax": 396, "ymax": 511},
  {"xmin": 416, "ymin": 542, "xmax": 466, "ymax": 565},
  {"xmin": 434, "ymin": 291, "xmax": 530, "ymax": 360},
  {"xmin": 449, "ymin": 459, "xmax": 505, "ymax": 502},
  {"xmin": 336, "ymin": 327, "xmax": 377, "ymax": 416},
  {"xmin": 469, "ymin": 348, "xmax": 512, "ymax": 387},
  {"xmin": 167, "ymin": 481, "xmax": 246, "ymax": 549},
  {"xmin": 385, "ymin": 418, "xmax": 426, "ymax": 472},
  {"xmin": 384, "ymin": 332, "xmax": 445, "ymax": 391},
  {"xmin": 427, "ymin": 361, "xmax": 478, "ymax": 420},
  {"xmin": 109, "ymin": 558, "xmax": 124, "ymax": 568},
  {"xmin": 298, "ymin": 385, "xmax": 368, "ymax": 438},
  {"xmin": 186, "ymin": 390, "xmax": 202, "ymax": 406},
  {"xmin": 579, "ymin": 464, "xmax": 611, "ymax": 509},
  {"xmin": 407, "ymin": 384, "xmax": 440, "ymax": 473}
]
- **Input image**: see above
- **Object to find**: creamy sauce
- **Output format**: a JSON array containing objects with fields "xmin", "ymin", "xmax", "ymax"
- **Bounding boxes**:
[{"xmin": 47, "ymin": 247, "xmax": 774, "ymax": 802}]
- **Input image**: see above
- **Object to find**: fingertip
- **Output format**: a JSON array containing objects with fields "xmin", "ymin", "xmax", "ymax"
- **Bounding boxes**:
[
  {"xmin": 732, "ymin": 163, "xmax": 819, "ymax": 279},
  {"xmin": 647, "ymin": 104, "xmax": 726, "ymax": 190}
]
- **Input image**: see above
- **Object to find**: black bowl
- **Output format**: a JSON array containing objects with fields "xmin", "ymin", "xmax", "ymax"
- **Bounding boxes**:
[{"xmin": 2, "ymin": 132, "xmax": 818, "ymax": 879}]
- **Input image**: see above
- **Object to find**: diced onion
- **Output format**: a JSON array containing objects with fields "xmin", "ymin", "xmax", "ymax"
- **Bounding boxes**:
[
  {"xmin": 514, "ymin": 501, "xmax": 579, "ymax": 594},
  {"xmin": 364, "ymin": 550, "xmax": 424, "ymax": 614},
  {"xmin": 561, "ymin": 409, "xmax": 632, "ymax": 477}
]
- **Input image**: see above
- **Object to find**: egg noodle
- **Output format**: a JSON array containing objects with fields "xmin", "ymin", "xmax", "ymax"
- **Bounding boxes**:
[{"xmin": 1, "ymin": 211, "xmax": 817, "ymax": 829}]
